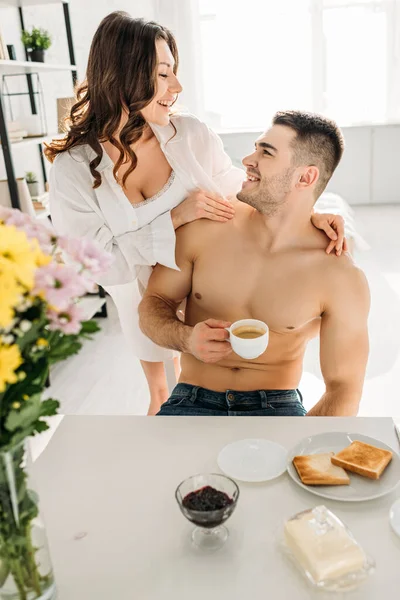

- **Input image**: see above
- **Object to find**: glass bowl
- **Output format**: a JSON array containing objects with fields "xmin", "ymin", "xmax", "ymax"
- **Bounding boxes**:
[{"xmin": 175, "ymin": 473, "xmax": 240, "ymax": 551}]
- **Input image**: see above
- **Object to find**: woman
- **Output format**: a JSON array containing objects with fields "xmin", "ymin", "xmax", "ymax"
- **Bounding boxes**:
[{"xmin": 46, "ymin": 11, "xmax": 352, "ymax": 415}]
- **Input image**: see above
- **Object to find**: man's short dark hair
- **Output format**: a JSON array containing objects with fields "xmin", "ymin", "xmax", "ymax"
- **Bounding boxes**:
[{"xmin": 272, "ymin": 110, "xmax": 344, "ymax": 198}]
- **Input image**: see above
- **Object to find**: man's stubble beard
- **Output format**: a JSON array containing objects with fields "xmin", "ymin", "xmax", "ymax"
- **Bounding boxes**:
[{"xmin": 237, "ymin": 168, "xmax": 295, "ymax": 217}]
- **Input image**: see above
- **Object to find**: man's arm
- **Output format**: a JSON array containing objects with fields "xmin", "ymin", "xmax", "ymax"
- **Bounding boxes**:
[
  {"xmin": 307, "ymin": 263, "xmax": 370, "ymax": 416},
  {"xmin": 138, "ymin": 224, "xmax": 194, "ymax": 352},
  {"xmin": 138, "ymin": 223, "xmax": 232, "ymax": 362}
]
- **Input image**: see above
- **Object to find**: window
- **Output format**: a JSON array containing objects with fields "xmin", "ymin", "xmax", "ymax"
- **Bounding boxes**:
[
  {"xmin": 198, "ymin": 0, "xmax": 397, "ymax": 130},
  {"xmin": 323, "ymin": 2, "xmax": 388, "ymax": 125}
]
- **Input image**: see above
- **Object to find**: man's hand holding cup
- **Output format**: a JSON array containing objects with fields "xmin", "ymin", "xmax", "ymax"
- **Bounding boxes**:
[
  {"xmin": 187, "ymin": 319, "xmax": 233, "ymax": 363},
  {"xmin": 186, "ymin": 317, "xmax": 269, "ymax": 363}
]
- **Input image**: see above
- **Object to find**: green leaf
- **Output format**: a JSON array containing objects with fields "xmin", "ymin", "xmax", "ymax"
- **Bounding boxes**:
[
  {"xmin": 17, "ymin": 481, "xmax": 27, "ymax": 503},
  {"xmin": 21, "ymin": 27, "xmax": 51, "ymax": 50},
  {"xmin": 48, "ymin": 340, "xmax": 82, "ymax": 364},
  {"xmin": 27, "ymin": 488, "xmax": 39, "ymax": 506},
  {"xmin": 5, "ymin": 395, "xmax": 42, "ymax": 433},
  {"xmin": 6, "ymin": 425, "xmax": 40, "ymax": 450},
  {"xmin": 0, "ymin": 556, "xmax": 10, "ymax": 587},
  {"xmin": 80, "ymin": 320, "xmax": 101, "ymax": 334},
  {"xmin": 17, "ymin": 316, "xmax": 47, "ymax": 353},
  {"xmin": 39, "ymin": 399, "xmax": 59, "ymax": 418},
  {"xmin": 3, "ymin": 414, "xmax": 55, "ymax": 451},
  {"xmin": 34, "ymin": 421, "xmax": 49, "ymax": 434},
  {"xmin": 1, "ymin": 360, "xmax": 48, "ymax": 405}
]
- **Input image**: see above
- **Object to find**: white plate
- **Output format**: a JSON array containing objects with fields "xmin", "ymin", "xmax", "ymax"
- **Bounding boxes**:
[
  {"xmin": 287, "ymin": 432, "xmax": 400, "ymax": 502},
  {"xmin": 389, "ymin": 498, "xmax": 400, "ymax": 537},
  {"xmin": 217, "ymin": 438, "xmax": 288, "ymax": 482}
]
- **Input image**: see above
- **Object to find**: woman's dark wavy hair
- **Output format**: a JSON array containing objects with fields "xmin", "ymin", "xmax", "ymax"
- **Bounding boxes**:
[{"xmin": 44, "ymin": 12, "xmax": 179, "ymax": 189}]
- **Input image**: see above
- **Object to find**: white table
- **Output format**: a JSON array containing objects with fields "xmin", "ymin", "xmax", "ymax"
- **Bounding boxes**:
[{"xmin": 32, "ymin": 417, "xmax": 400, "ymax": 600}]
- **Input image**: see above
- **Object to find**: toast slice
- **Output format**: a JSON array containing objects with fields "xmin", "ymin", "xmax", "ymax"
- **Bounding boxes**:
[
  {"xmin": 331, "ymin": 440, "xmax": 393, "ymax": 480},
  {"xmin": 293, "ymin": 452, "xmax": 351, "ymax": 486}
]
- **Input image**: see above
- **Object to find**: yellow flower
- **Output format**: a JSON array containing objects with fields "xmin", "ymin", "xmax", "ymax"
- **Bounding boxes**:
[
  {"xmin": 35, "ymin": 291, "xmax": 46, "ymax": 302},
  {"xmin": 36, "ymin": 338, "xmax": 48, "ymax": 347},
  {"xmin": 0, "ymin": 224, "xmax": 38, "ymax": 290},
  {"xmin": 0, "ymin": 343, "xmax": 23, "ymax": 393},
  {"xmin": 23, "ymin": 394, "xmax": 29, "ymax": 400},
  {"xmin": 0, "ymin": 269, "xmax": 22, "ymax": 328},
  {"xmin": 0, "ymin": 304, "xmax": 14, "ymax": 329},
  {"xmin": 31, "ymin": 238, "xmax": 52, "ymax": 268},
  {"xmin": 12, "ymin": 401, "xmax": 21, "ymax": 409}
]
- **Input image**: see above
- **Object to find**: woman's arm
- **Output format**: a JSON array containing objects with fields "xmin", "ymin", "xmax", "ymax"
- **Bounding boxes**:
[{"xmin": 171, "ymin": 189, "xmax": 236, "ymax": 229}]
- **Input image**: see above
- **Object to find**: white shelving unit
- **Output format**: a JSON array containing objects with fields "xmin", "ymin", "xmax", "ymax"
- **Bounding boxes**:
[
  {"xmin": 0, "ymin": 0, "xmax": 68, "ymax": 6},
  {"xmin": 0, "ymin": 59, "xmax": 77, "ymax": 74},
  {"xmin": 2, "ymin": 131, "xmax": 63, "ymax": 147},
  {"xmin": 0, "ymin": 0, "xmax": 77, "ymax": 212}
]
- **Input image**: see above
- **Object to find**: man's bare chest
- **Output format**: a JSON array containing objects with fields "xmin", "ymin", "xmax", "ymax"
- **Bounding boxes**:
[{"xmin": 191, "ymin": 242, "xmax": 324, "ymax": 333}]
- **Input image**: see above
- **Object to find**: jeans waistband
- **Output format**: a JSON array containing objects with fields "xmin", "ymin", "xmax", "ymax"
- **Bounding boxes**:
[{"xmin": 171, "ymin": 383, "xmax": 302, "ymax": 407}]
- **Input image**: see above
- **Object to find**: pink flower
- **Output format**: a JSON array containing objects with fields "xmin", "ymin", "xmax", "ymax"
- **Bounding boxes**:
[
  {"xmin": 0, "ymin": 207, "xmax": 31, "ymax": 227},
  {"xmin": 0, "ymin": 207, "xmax": 56, "ymax": 252},
  {"xmin": 34, "ymin": 263, "xmax": 88, "ymax": 309},
  {"xmin": 47, "ymin": 303, "xmax": 83, "ymax": 335},
  {"xmin": 58, "ymin": 236, "xmax": 113, "ymax": 276},
  {"xmin": 26, "ymin": 221, "xmax": 56, "ymax": 251}
]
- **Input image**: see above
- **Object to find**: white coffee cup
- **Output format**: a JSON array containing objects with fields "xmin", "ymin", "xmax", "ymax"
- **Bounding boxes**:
[{"xmin": 226, "ymin": 319, "xmax": 269, "ymax": 360}]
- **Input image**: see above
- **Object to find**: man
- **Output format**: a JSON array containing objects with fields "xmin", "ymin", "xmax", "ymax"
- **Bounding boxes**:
[{"xmin": 138, "ymin": 110, "xmax": 370, "ymax": 417}]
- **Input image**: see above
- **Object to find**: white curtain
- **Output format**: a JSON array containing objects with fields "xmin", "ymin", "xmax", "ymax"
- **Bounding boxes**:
[{"xmin": 153, "ymin": 0, "xmax": 204, "ymax": 117}]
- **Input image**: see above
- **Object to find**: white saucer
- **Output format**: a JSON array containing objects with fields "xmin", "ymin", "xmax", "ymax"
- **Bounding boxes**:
[
  {"xmin": 217, "ymin": 438, "xmax": 288, "ymax": 483},
  {"xmin": 389, "ymin": 498, "xmax": 400, "ymax": 537}
]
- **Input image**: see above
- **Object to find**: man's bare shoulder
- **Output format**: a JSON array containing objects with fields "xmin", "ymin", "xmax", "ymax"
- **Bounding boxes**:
[
  {"xmin": 319, "ymin": 252, "xmax": 370, "ymax": 312},
  {"xmin": 175, "ymin": 217, "xmax": 226, "ymax": 250},
  {"xmin": 175, "ymin": 200, "xmax": 251, "ymax": 249},
  {"xmin": 318, "ymin": 250, "xmax": 365, "ymax": 279}
]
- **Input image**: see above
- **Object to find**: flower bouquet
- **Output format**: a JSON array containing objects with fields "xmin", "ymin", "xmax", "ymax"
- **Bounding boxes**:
[{"xmin": 0, "ymin": 207, "xmax": 112, "ymax": 599}]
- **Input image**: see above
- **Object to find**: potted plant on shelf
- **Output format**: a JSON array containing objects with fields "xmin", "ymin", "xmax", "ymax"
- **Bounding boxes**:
[
  {"xmin": 0, "ymin": 207, "xmax": 113, "ymax": 600},
  {"xmin": 21, "ymin": 28, "xmax": 51, "ymax": 63},
  {"xmin": 25, "ymin": 172, "xmax": 39, "ymax": 198}
]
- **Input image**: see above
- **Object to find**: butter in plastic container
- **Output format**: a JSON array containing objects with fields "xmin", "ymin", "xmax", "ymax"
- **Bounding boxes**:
[{"xmin": 281, "ymin": 505, "xmax": 375, "ymax": 592}]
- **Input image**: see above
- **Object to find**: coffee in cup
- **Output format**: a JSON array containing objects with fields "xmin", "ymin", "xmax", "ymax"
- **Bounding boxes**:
[
  {"xmin": 232, "ymin": 326, "xmax": 265, "ymax": 339},
  {"xmin": 226, "ymin": 319, "xmax": 269, "ymax": 359}
]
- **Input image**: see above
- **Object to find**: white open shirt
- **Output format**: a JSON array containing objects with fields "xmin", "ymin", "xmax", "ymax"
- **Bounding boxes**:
[{"xmin": 49, "ymin": 112, "xmax": 245, "ymax": 288}]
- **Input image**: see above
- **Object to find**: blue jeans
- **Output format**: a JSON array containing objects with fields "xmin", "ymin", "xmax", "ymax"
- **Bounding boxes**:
[{"xmin": 156, "ymin": 383, "xmax": 307, "ymax": 416}]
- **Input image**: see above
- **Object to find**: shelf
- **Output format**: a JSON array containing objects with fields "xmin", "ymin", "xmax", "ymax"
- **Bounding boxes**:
[
  {"xmin": 34, "ymin": 207, "xmax": 50, "ymax": 220},
  {"xmin": 0, "ymin": 59, "xmax": 76, "ymax": 74},
  {"xmin": 33, "ymin": 190, "xmax": 49, "ymax": 220},
  {"xmin": 1, "ymin": 132, "xmax": 64, "ymax": 149},
  {"xmin": 0, "ymin": 0, "xmax": 68, "ymax": 6},
  {"xmin": 77, "ymin": 296, "xmax": 107, "ymax": 322},
  {"xmin": 32, "ymin": 191, "xmax": 49, "ymax": 202}
]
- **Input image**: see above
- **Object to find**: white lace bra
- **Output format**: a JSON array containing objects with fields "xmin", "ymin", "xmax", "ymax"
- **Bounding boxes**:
[{"xmin": 128, "ymin": 171, "xmax": 187, "ymax": 228}]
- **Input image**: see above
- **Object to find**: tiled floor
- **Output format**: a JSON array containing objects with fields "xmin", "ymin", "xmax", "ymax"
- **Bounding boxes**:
[{"xmin": 46, "ymin": 205, "xmax": 400, "ymax": 418}]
